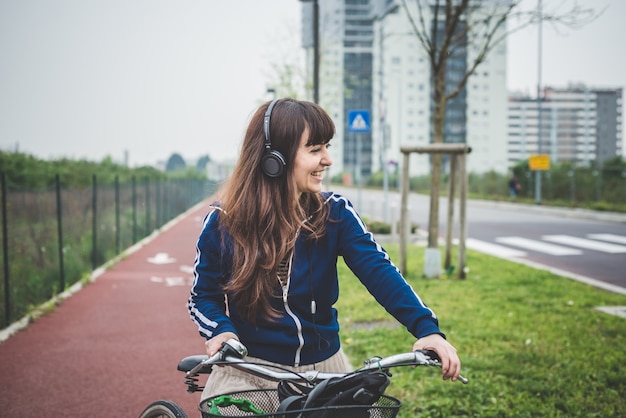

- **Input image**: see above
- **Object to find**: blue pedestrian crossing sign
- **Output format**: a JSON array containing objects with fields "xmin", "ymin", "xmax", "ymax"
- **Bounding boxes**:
[{"xmin": 348, "ymin": 110, "xmax": 371, "ymax": 133}]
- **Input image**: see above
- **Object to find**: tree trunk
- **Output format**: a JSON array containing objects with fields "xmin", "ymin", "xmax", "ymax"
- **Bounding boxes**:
[{"xmin": 428, "ymin": 66, "xmax": 447, "ymax": 249}]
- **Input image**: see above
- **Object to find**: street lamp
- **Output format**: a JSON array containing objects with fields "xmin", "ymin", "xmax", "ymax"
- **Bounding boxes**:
[
  {"xmin": 373, "ymin": 4, "xmax": 402, "ymax": 223},
  {"xmin": 299, "ymin": 0, "xmax": 319, "ymax": 103},
  {"xmin": 535, "ymin": 0, "xmax": 543, "ymax": 205}
]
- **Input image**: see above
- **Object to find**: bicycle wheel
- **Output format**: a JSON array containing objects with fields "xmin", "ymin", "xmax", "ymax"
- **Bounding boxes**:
[{"xmin": 138, "ymin": 400, "xmax": 188, "ymax": 418}]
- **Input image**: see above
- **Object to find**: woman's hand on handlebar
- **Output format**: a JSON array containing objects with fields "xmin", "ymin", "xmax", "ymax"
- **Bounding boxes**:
[
  {"xmin": 413, "ymin": 334, "xmax": 461, "ymax": 382},
  {"xmin": 205, "ymin": 332, "xmax": 239, "ymax": 357}
]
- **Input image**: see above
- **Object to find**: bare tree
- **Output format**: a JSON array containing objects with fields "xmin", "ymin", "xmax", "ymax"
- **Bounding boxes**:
[
  {"xmin": 261, "ymin": 17, "xmax": 308, "ymax": 99},
  {"xmin": 263, "ymin": 7, "xmax": 341, "ymax": 105},
  {"xmin": 399, "ymin": 0, "xmax": 599, "ymax": 252}
]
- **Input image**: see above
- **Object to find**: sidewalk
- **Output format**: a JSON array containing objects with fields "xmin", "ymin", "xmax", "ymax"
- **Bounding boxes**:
[{"xmin": 0, "ymin": 201, "xmax": 214, "ymax": 417}]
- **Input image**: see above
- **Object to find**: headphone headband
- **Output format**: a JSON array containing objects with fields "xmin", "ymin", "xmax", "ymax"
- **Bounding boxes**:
[
  {"xmin": 263, "ymin": 99, "xmax": 279, "ymax": 149},
  {"xmin": 261, "ymin": 99, "xmax": 286, "ymax": 177}
]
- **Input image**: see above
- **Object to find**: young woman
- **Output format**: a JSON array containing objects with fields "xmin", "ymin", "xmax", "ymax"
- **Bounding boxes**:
[{"xmin": 188, "ymin": 98, "xmax": 461, "ymax": 398}]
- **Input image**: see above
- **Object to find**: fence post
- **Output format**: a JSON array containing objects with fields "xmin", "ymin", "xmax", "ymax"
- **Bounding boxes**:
[
  {"xmin": 92, "ymin": 174, "xmax": 97, "ymax": 270},
  {"xmin": 115, "ymin": 175, "xmax": 120, "ymax": 255},
  {"xmin": 623, "ymin": 171, "xmax": 626, "ymax": 203},
  {"xmin": 145, "ymin": 177, "xmax": 151, "ymax": 235},
  {"xmin": 55, "ymin": 174, "xmax": 65, "ymax": 291},
  {"xmin": 155, "ymin": 178, "xmax": 161, "ymax": 228},
  {"xmin": 2, "ymin": 172, "xmax": 10, "ymax": 326},
  {"xmin": 132, "ymin": 176, "xmax": 137, "ymax": 243},
  {"xmin": 164, "ymin": 180, "xmax": 170, "ymax": 223}
]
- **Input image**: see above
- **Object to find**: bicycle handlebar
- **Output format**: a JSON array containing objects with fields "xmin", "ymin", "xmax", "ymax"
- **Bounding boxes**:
[{"xmin": 187, "ymin": 339, "xmax": 468, "ymax": 384}]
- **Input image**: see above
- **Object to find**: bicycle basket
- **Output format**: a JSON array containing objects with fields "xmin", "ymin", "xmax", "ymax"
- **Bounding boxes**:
[{"xmin": 199, "ymin": 389, "xmax": 401, "ymax": 418}]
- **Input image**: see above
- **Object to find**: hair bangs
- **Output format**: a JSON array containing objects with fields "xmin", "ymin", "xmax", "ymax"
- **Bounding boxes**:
[{"xmin": 303, "ymin": 103, "xmax": 335, "ymax": 146}]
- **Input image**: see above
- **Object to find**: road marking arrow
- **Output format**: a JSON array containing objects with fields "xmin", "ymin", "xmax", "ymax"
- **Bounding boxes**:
[
  {"xmin": 150, "ymin": 276, "xmax": 191, "ymax": 287},
  {"xmin": 180, "ymin": 265, "xmax": 195, "ymax": 274},
  {"xmin": 147, "ymin": 252, "xmax": 176, "ymax": 264}
]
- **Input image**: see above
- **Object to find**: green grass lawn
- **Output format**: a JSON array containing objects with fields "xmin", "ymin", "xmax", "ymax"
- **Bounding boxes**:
[{"xmin": 336, "ymin": 245, "xmax": 626, "ymax": 417}]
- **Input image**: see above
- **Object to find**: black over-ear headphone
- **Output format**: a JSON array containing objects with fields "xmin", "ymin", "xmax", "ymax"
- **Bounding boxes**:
[{"xmin": 261, "ymin": 99, "xmax": 287, "ymax": 177}]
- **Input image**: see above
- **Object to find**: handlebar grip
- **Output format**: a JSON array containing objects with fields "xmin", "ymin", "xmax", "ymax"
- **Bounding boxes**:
[
  {"xmin": 415, "ymin": 349, "xmax": 440, "ymax": 362},
  {"xmin": 220, "ymin": 338, "xmax": 248, "ymax": 359},
  {"xmin": 415, "ymin": 349, "xmax": 469, "ymax": 384},
  {"xmin": 186, "ymin": 339, "xmax": 247, "ymax": 377}
]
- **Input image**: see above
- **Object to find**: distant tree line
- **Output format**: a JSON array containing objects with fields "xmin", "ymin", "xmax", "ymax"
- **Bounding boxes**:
[
  {"xmin": 1, "ymin": 151, "xmax": 211, "ymax": 188},
  {"xmin": 165, "ymin": 152, "xmax": 211, "ymax": 176}
]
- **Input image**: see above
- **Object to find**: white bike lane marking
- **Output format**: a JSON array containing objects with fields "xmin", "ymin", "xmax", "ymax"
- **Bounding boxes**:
[
  {"xmin": 150, "ymin": 276, "xmax": 193, "ymax": 287},
  {"xmin": 147, "ymin": 252, "xmax": 177, "ymax": 264},
  {"xmin": 147, "ymin": 251, "xmax": 195, "ymax": 286}
]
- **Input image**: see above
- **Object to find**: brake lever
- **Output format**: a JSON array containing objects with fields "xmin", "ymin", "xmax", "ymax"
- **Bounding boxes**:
[
  {"xmin": 221, "ymin": 339, "xmax": 248, "ymax": 359},
  {"xmin": 186, "ymin": 339, "xmax": 248, "ymax": 377},
  {"xmin": 416, "ymin": 350, "xmax": 469, "ymax": 384}
]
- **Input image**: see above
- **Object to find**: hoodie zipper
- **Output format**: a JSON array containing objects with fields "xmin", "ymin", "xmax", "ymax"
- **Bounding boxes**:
[{"xmin": 280, "ymin": 251, "xmax": 304, "ymax": 366}]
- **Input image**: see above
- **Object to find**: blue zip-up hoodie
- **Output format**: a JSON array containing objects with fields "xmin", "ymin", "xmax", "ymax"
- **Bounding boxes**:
[{"xmin": 188, "ymin": 192, "xmax": 442, "ymax": 366}]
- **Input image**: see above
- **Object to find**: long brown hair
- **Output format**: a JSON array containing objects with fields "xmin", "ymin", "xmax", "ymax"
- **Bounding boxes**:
[{"xmin": 217, "ymin": 99, "xmax": 335, "ymax": 323}]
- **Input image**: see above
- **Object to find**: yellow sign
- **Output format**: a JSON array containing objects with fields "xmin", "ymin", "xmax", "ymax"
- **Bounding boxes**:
[{"xmin": 529, "ymin": 154, "xmax": 550, "ymax": 171}]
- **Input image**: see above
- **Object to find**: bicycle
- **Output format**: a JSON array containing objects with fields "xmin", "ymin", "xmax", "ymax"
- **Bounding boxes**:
[{"xmin": 138, "ymin": 338, "xmax": 468, "ymax": 418}]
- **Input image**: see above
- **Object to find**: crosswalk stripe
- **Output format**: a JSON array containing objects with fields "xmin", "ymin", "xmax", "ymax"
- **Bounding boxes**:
[
  {"xmin": 495, "ymin": 237, "xmax": 582, "ymax": 256},
  {"xmin": 587, "ymin": 233, "xmax": 626, "ymax": 246},
  {"xmin": 543, "ymin": 235, "xmax": 626, "ymax": 254},
  {"xmin": 463, "ymin": 238, "xmax": 527, "ymax": 258}
]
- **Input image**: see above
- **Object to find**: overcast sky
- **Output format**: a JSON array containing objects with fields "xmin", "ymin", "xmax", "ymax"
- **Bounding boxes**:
[{"xmin": 1, "ymin": 0, "xmax": 624, "ymax": 167}]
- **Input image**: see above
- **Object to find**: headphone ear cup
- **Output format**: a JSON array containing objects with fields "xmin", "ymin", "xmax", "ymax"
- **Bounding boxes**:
[{"xmin": 261, "ymin": 150, "xmax": 286, "ymax": 177}]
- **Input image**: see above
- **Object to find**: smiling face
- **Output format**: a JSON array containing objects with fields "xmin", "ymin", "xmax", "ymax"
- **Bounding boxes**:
[{"xmin": 293, "ymin": 126, "xmax": 333, "ymax": 195}]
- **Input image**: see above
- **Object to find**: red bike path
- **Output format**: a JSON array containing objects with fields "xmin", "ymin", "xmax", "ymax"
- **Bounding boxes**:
[{"xmin": 0, "ymin": 201, "xmax": 214, "ymax": 417}]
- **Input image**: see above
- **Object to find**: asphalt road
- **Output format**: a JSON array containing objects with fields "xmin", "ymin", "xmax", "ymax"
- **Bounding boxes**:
[{"xmin": 331, "ymin": 185, "xmax": 626, "ymax": 294}]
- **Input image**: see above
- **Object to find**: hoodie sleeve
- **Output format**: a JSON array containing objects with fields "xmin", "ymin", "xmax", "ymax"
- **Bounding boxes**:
[
  {"xmin": 187, "ymin": 208, "xmax": 238, "ymax": 340},
  {"xmin": 330, "ymin": 194, "xmax": 444, "ymax": 340}
]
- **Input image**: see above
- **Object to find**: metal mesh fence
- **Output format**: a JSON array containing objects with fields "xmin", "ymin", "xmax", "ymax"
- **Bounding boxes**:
[{"xmin": 1, "ymin": 173, "xmax": 216, "ymax": 327}]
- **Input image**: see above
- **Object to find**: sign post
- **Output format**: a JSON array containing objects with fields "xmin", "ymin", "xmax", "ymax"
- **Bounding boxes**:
[{"xmin": 347, "ymin": 110, "xmax": 371, "ymax": 211}]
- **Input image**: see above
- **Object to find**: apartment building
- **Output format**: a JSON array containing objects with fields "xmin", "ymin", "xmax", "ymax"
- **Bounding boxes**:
[
  {"xmin": 302, "ymin": 0, "xmax": 374, "ymax": 182},
  {"xmin": 507, "ymin": 85, "xmax": 623, "ymax": 166},
  {"xmin": 300, "ymin": 0, "xmax": 509, "ymax": 178}
]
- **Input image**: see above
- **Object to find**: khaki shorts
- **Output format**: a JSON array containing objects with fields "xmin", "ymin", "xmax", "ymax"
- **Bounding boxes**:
[{"xmin": 201, "ymin": 348, "xmax": 353, "ymax": 400}]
